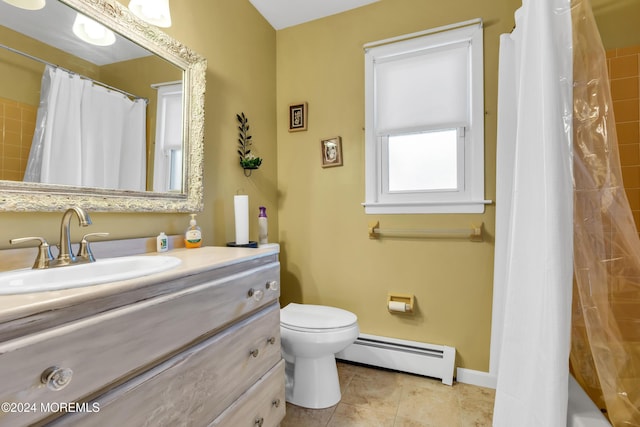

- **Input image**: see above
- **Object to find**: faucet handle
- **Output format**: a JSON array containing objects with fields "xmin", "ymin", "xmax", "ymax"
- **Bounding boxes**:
[
  {"xmin": 77, "ymin": 232, "xmax": 109, "ymax": 262},
  {"xmin": 9, "ymin": 236, "xmax": 54, "ymax": 269}
]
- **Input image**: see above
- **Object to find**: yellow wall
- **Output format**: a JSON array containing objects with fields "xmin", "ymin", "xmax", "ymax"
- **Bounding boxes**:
[
  {"xmin": 276, "ymin": 0, "xmax": 515, "ymax": 371},
  {"xmin": 0, "ymin": 1, "xmax": 278, "ymax": 254},
  {"xmin": 592, "ymin": 0, "xmax": 640, "ymax": 50}
]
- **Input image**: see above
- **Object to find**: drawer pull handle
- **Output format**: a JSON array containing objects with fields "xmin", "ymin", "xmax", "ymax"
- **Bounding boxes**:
[
  {"xmin": 272, "ymin": 398, "xmax": 281, "ymax": 408},
  {"xmin": 254, "ymin": 417, "xmax": 264, "ymax": 427},
  {"xmin": 267, "ymin": 336, "xmax": 276, "ymax": 345},
  {"xmin": 250, "ymin": 348, "xmax": 260, "ymax": 358},
  {"xmin": 41, "ymin": 366, "xmax": 73, "ymax": 391},
  {"xmin": 266, "ymin": 280, "xmax": 279, "ymax": 291},
  {"xmin": 247, "ymin": 288, "xmax": 264, "ymax": 301}
]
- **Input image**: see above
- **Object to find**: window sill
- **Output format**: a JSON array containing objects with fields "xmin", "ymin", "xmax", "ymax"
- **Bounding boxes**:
[{"xmin": 362, "ymin": 200, "xmax": 492, "ymax": 214}]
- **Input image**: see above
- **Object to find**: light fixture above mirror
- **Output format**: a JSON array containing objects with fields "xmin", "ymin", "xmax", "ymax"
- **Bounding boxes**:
[
  {"xmin": 3, "ymin": 0, "xmax": 46, "ymax": 10},
  {"xmin": 72, "ymin": 13, "xmax": 115, "ymax": 46},
  {"xmin": 2, "ymin": 0, "xmax": 45, "ymax": 10},
  {"xmin": 128, "ymin": 0, "xmax": 171, "ymax": 28}
]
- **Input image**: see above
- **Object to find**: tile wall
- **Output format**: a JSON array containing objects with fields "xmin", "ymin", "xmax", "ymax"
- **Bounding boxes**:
[
  {"xmin": 608, "ymin": 46, "xmax": 640, "ymax": 232},
  {"xmin": 0, "ymin": 96, "xmax": 36, "ymax": 181}
]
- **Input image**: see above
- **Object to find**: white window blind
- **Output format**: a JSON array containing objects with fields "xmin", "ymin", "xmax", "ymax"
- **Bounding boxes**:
[{"xmin": 375, "ymin": 43, "xmax": 469, "ymax": 132}]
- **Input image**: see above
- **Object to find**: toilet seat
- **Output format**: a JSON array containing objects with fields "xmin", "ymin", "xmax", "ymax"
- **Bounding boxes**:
[{"xmin": 281, "ymin": 303, "xmax": 357, "ymax": 332}]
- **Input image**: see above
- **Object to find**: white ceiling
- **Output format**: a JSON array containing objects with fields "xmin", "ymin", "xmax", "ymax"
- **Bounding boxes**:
[{"xmin": 248, "ymin": 0, "xmax": 380, "ymax": 30}]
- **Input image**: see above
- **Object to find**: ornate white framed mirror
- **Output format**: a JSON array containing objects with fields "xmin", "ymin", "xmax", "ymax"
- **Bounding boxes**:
[{"xmin": 0, "ymin": 0, "xmax": 206, "ymax": 212}]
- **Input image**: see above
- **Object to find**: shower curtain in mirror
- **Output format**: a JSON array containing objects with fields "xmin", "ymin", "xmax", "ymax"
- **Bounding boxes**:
[
  {"xmin": 493, "ymin": 0, "xmax": 574, "ymax": 425},
  {"xmin": 24, "ymin": 65, "xmax": 146, "ymax": 191}
]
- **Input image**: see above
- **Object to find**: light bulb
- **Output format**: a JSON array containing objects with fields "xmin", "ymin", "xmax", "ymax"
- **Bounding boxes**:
[
  {"xmin": 128, "ymin": 0, "xmax": 171, "ymax": 28},
  {"xmin": 72, "ymin": 13, "xmax": 116, "ymax": 46},
  {"xmin": 2, "ymin": 0, "xmax": 46, "ymax": 10}
]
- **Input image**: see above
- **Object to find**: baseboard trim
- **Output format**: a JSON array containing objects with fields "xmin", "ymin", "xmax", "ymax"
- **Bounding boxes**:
[{"xmin": 456, "ymin": 368, "xmax": 496, "ymax": 389}]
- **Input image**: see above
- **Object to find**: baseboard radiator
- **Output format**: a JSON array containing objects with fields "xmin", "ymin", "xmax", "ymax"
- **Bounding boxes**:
[{"xmin": 336, "ymin": 333, "xmax": 456, "ymax": 385}]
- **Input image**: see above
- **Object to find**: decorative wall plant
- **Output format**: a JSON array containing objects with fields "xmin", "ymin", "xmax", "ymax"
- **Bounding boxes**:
[{"xmin": 237, "ymin": 112, "xmax": 262, "ymax": 176}]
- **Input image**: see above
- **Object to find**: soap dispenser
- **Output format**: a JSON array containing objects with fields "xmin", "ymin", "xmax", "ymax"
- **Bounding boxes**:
[
  {"xmin": 258, "ymin": 206, "xmax": 268, "ymax": 245},
  {"xmin": 184, "ymin": 214, "xmax": 202, "ymax": 248},
  {"xmin": 157, "ymin": 232, "xmax": 168, "ymax": 252}
]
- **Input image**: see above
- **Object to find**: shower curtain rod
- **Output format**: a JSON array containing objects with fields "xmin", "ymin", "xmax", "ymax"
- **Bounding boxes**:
[{"xmin": 0, "ymin": 43, "xmax": 148, "ymax": 103}]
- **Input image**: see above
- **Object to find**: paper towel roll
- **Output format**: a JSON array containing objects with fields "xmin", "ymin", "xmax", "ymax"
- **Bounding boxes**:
[
  {"xmin": 234, "ymin": 195, "xmax": 249, "ymax": 245},
  {"xmin": 388, "ymin": 301, "xmax": 408, "ymax": 312}
]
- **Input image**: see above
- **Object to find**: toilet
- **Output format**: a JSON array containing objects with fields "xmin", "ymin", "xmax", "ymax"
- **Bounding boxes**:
[{"xmin": 280, "ymin": 303, "xmax": 359, "ymax": 409}]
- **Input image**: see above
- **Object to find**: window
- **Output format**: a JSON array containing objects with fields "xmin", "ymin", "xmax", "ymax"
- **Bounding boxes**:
[
  {"xmin": 363, "ymin": 20, "xmax": 489, "ymax": 214},
  {"xmin": 153, "ymin": 82, "xmax": 183, "ymax": 192}
]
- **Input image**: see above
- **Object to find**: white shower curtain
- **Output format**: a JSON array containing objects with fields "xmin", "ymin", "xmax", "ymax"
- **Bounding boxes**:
[
  {"xmin": 493, "ymin": 0, "xmax": 574, "ymax": 426},
  {"xmin": 25, "ymin": 65, "xmax": 146, "ymax": 191}
]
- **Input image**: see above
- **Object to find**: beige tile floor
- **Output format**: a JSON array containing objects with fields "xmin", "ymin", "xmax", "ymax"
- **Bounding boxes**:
[{"xmin": 281, "ymin": 362, "xmax": 495, "ymax": 427}]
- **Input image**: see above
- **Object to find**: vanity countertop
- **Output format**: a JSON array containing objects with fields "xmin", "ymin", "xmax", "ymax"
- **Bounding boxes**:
[{"xmin": 0, "ymin": 245, "xmax": 280, "ymax": 327}]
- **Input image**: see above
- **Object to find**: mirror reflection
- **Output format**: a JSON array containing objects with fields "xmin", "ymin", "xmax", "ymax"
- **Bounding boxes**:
[{"xmin": 0, "ymin": 0, "xmax": 183, "ymax": 193}]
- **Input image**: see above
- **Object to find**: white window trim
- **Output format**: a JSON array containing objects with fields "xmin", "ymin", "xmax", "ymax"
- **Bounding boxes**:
[
  {"xmin": 362, "ymin": 19, "xmax": 491, "ymax": 214},
  {"xmin": 153, "ymin": 81, "xmax": 183, "ymax": 193}
]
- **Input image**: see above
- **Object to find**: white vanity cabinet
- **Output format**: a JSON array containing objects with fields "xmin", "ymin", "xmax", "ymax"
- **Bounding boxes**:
[{"xmin": 0, "ymin": 248, "xmax": 284, "ymax": 427}]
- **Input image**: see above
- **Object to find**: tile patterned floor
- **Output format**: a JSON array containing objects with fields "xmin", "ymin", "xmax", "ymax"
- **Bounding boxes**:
[{"xmin": 281, "ymin": 362, "xmax": 495, "ymax": 427}]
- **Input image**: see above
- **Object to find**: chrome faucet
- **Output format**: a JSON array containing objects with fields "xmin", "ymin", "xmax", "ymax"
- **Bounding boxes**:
[{"xmin": 55, "ymin": 207, "xmax": 92, "ymax": 267}]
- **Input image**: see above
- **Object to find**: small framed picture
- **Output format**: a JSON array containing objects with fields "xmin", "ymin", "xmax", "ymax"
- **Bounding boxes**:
[
  {"xmin": 289, "ymin": 102, "xmax": 308, "ymax": 132},
  {"xmin": 321, "ymin": 136, "xmax": 343, "ymax": 168}
]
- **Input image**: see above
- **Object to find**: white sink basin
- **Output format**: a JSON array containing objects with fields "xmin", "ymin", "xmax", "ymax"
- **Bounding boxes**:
[{"xmin": 0, "ymin": 255, "xmax": 181, "ymax": 295}]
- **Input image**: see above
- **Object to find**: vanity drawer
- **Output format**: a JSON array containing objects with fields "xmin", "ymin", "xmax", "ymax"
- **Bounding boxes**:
[
  {"xmin": 0, "ymin": 262, "xmax": 279, "ymax": 427},
  {"xmin": 50, "ymin": 303, "xmax": 282, "ymax": 427},
  {"xmin": 209, "ymin": 359, "xmax": 285, "ymax": 427}
]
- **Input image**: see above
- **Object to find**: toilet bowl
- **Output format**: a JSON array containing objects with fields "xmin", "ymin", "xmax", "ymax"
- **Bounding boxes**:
[{"xmin": 280, "ymin": 303, "xmax": 359, "ymax": 409}]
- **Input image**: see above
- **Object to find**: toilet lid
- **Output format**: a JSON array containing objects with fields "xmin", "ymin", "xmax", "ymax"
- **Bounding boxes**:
[{"xmin": 280, "ymin": 303, "xmax": 357, "ymax": 330}]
